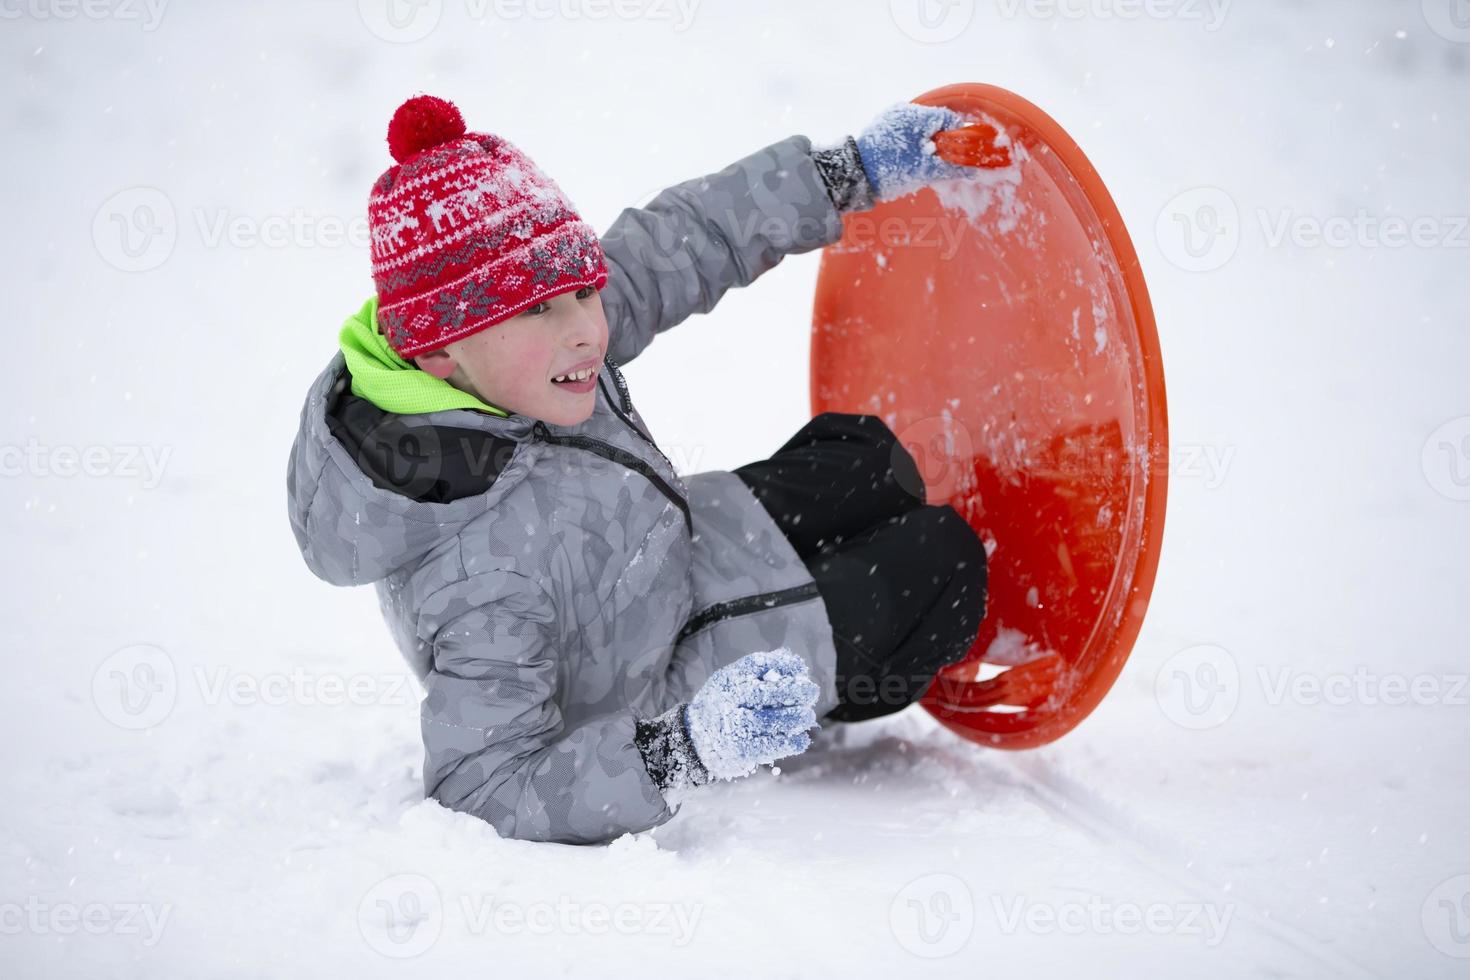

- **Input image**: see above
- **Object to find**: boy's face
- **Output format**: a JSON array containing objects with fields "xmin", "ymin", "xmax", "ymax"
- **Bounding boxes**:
[{"xmin": 414, "ymin": 285, "xmax": 609, "ymax": 426}]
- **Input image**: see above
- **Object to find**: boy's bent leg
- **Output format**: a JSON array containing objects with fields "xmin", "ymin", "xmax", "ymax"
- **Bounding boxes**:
[
  {"xmin": 811, "ymin": 504, "xmax": 989, "ymax": 723},
  {"xmin": 733, "ymin": 412, "xmax": 926, "ymax": 560}
]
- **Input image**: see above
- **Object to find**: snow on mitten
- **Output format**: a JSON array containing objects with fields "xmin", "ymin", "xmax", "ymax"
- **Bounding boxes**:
[
  {"xmin": 686, "ymin": 649, "xmax": 820, "ymax": 780},
  {"xmin": 854, "ymin": 102, "xmax": 976, "ymax": 202},
  {"xmin": 634, "ymin": 649, "xmax": 819, "ymax": 791}
]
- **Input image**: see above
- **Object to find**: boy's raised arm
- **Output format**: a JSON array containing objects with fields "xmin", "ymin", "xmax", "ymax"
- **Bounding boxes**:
[
  {"xmin": 597, "ymin": 133, "xmax": 862, "ymax": 366},
  {"xmin": 597, "ymin": 102, "xmax": 977, "ymax": 366}
]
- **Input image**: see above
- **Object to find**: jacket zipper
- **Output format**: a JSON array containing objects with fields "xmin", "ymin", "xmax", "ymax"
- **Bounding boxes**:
[
  {"xmin": 598, "ymin": 358, "xmax": 665, "ymax": 454},
  {"xmin": 532, "ymin": 422, "xmax": 692, "ymax": 531},
  {"xmin": 596, "ymin": 359, "xmax": 689, "ymax": 490},
  {"xmin": 675, "ymin": 582, "xmax": 822, "ymax": 644},
  {"xmin": 604, "ymin": 356, "xmax": 633, "ymax": 414}
]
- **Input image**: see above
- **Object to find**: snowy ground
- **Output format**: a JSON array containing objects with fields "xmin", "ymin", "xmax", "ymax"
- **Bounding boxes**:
[{"xmin": 4, "ymin": 1, "xmax": 1469, "ymax": 976}]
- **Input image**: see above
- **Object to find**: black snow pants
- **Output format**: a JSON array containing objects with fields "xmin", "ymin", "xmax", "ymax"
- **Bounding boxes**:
[{"xmin": 734, "ymin": 412, "xmax": 989, "ymax": 722}]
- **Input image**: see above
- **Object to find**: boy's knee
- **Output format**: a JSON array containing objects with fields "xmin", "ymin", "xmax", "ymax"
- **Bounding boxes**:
[
  {"xmin": 850, "ymin": 413, "xmax": 925, "ymax": 505},
  {"xmin": 902, "ymin": 505, "xmax": 989, "ymax": 594},
  {"xmin": 808, "ymin": 411, "xmax": 900, "ymax": 451},
  {"xmin": 804, "ymin": 412, "xmax": 926, "ymax": 507},
  {"xmin": 876, "ymin": 419, "xmax": 926, "ymax": 507}
]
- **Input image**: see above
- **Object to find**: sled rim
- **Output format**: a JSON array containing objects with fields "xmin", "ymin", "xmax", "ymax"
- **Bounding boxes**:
[{"xmin": 809, "ymin": 83, "xmax": 1168, "ymax": 749}]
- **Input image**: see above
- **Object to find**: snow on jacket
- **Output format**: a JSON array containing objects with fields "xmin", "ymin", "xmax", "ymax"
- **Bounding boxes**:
[{"xmin": 286, "ymin": 133, "xmax": 873, "ymax": 844}]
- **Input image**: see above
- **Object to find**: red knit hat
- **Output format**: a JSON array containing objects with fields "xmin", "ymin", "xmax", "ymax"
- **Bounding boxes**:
[{"xmin": 368, "ymin": 94, "xmax": 609, "ymax": 357}]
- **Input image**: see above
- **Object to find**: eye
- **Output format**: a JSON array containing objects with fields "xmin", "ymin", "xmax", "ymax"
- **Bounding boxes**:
[
  {"xmin": 576, "ymin": 285, "xmax": 596, "ymax": 300},
  {"xmin": 522, "ymin": 301, "xmax": 549, "ymax": 317}
]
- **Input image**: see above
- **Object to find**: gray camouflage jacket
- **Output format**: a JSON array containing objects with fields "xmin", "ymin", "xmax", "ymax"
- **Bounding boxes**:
[{"xmin": 286, "ymin": 133, "xmax": 875, "ymax": 844}]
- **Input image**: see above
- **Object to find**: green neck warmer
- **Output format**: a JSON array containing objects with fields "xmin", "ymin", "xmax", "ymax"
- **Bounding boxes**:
[{"xmin": 338, "ymin": 295, "xmax": 509, "ymax": 417}]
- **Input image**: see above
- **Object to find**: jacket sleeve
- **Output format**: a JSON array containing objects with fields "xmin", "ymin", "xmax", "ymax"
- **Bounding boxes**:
[
  {"xmin": 417, "ymin": 568, "xmax": 675, "ymax": 844},
  {"xmin": 598, "ymin": 133, "xmax": 852, "ymax": 366}
]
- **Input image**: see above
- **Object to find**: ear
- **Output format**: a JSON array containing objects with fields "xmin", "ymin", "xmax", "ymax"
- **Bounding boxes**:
[{"xmin": 413, "ymin": 348, "xmax": 458, "ymax": 380}]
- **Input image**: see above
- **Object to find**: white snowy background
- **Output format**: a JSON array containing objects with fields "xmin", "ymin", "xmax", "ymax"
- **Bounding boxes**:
[{"xmin": 3, "ymin": 1, "xmax": 1468, "ymax": 976}]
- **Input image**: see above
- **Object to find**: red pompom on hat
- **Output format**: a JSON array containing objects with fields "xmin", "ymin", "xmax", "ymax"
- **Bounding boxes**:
[
  {"xmin": 385, "ymin": 95, "xmax": 465, "ymax": 163},
  {"xmin": 367, "ymin": 94, "xmax": 609, "ymax": 357}
]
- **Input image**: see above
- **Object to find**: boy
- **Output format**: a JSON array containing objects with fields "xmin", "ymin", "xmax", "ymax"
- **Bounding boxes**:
[{"xmin": 287, "ymin": 95, "xmax": 989, "ymax": 844}]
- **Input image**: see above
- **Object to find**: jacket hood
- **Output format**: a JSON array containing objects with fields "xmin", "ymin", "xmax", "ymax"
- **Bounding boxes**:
[{"xmin": 286, "ymin": 304, "xmax": 540, "ymax": 586}]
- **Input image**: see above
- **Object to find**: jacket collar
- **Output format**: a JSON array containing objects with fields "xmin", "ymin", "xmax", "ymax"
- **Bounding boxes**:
[{"xmin": 339, "ymin": 294, "xmax": 513, "ymax": 418}]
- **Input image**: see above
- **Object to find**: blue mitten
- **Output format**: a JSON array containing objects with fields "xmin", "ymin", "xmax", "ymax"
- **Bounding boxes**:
[
  {"xmin": 634, "ymin": 649, "xmax": 819, "ymax": 791},
  {"xmin": 854, "ymin": 102, "xmax": 976, "ymax": 202},
  {"xmin": 685, "ymin": 649, "xmax": 820, "ymax": 780}
]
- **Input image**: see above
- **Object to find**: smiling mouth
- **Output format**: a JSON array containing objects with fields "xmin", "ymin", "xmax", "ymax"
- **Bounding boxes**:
[{"xmin": 551, "ymin": 367, "xmax": 598, "ymax": 384}]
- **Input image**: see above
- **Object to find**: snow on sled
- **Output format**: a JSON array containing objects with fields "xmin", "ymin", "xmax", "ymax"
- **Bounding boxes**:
[{"xmin": 811, "ymin": 83, "xmax": 1168, "ymax": 749}]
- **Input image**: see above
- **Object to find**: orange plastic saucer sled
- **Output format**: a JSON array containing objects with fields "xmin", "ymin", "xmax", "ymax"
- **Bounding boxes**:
[{"xmin": 811, "ymin": 83, "xmax": 1168, "ymax": 749}]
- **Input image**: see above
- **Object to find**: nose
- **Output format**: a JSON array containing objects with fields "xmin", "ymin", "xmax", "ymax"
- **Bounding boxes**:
[{"xmin": 562, "ymin": 299, "xmax": 603, "ymax": 350}]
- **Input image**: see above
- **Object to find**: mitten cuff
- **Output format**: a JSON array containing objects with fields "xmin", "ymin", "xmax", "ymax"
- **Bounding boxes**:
[
  {"xmin": 634, "ymin": 703, "xmax": 711, "ymax": 793},
  {"xmin": 811, "ymin": 135, "xmax": 876, "ymax": 214}
]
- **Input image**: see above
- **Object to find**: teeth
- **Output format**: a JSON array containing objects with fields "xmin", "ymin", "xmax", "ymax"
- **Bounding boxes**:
[{"xmin": 553, "ymin": 367, "xmax": 595, "ymax": 383}]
